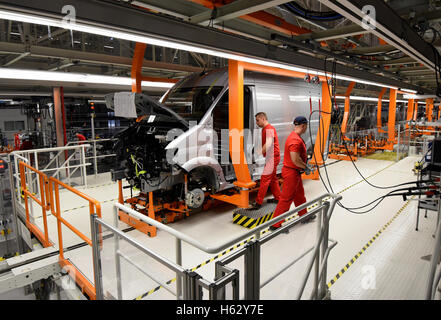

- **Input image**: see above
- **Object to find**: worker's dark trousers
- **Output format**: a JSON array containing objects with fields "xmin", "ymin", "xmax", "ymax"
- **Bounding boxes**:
[
  {"xmin": 271, "ymin": 166, "xmax": 307, "ymax": 228},
  {"xmin": 255, "ymin": 156, "xmax": 281, "ymax": 205}
]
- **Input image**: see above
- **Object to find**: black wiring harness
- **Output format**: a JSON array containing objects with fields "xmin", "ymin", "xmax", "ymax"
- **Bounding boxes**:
[{"xmin": 303, "ymin": 57, "xmax": 439, "ymax": 214}]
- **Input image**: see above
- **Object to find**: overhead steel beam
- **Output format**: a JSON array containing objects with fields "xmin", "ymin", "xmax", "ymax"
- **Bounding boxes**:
[
  {"xmin": 346, "ymin": 44, "xmax": 396, "ymax": 55},
  {"xmin": 35, "ymin": 27, "xmax": 68, "ymax": 43},
  {"xmin": 293, "ymin": 24, "xmax": 368, "ymax": 42},
  {"xmin": 185, "ymin": 0, "xmax": 311, "ymax": 35},
  {"xmin": 400, "ymin": 69, "xmax": 435, "ymax": 75},
  {"xmin": 318, "ymin": 0, "xmax": 438, "ymax": 74},
  {"xmin": 370, "ymin": 57, "xmax": 416, "ymax": 66},
  {"xmin": 2, "ymin": 51, "xmax": 29, "ymax": 66},
  {"xmin": 388, "ymin": 66, "xmax": 430, "ymax": 73},
  {"xmin": 188, "ymin": 0, "xmax": 292, "ymax": 25},
  {"xmin": 133, "ymin": 0, "xmax": 278, "ymax": 43},
  {"xmin": 272, "ymin": 33, "xmax": 402, "ymax": 81},
  {"xmin": 0, "ymin": 0, "xmax": 430, "ymax": 93},
  {"xmin": 0, "ymin": 41, "xmax": 204, "ymax": 73}
]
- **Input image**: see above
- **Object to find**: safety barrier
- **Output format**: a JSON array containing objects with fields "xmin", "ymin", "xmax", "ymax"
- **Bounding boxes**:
[
  {"xmin": 426, "ymin": 213, "xmax": 441, "ymax": 300},
  {"xmin": 18, "ymin": 161, "xmax": 51, "ymax": 248},
  {"xmin": 48, "ymin": 176, "xmax": 101, "ymax": 300},
  {"xmin": 18, "ymin": 160, "xmax": 101, "ymax": 300},
  {"xmin": 90, "ymin": 193, "xmax": 341, "ymax": 300},
  {"xmin": 66, "ymin": 138, "xmax": 117, "ymax": 176},
  {"xmin": 10, "ymin": 145, "xmax": 91, "ymax": 201}
]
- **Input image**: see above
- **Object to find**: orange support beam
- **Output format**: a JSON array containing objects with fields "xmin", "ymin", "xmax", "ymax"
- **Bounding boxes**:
[
  {"xmin": 377, "ymin": 87, "xmax": 387, "ymax": 131},
  {"xmin": 239, "ymin": 61, "xmax": 327, "ymax": 82},
  {"xmin": 241, "ymin": 11, "xmax": 311, "ymax": 36},
  {"xmin": 426, "ymin": 98, "xmax": 434, "ymax": 122},
  {"xmin": 413, "ymin": 100, "xmax": 419, "ymax": 121},
  {"xmin": 406, "ymin": 98, "xmax": 415, "ymax": 130},
  {"xmin": 131, "ymin": 42, "xmax": 147, "ymax": 93},
  {"xmin": 227, "ymin": 60, "xmax": 256, "ymax": 207},
  {"xmin": 341, "ymin": 82, "xmax": 356, "ymax": 136},
  {"xmin": 388, "ymin": 88, "xmax": 397, "ymax": 142},
  {"xmin": 312, "ymin": 81, "xmax": 332, "ymax": 166},
  {"xmin": 216, "ymin": 60, "xmax": 329, "ymax": 207}
]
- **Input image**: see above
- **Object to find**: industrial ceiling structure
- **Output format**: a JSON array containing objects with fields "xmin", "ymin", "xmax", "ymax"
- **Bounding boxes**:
[{"xmin": 0, "ymin": 0, "xmax": 441, "ymax": 99}]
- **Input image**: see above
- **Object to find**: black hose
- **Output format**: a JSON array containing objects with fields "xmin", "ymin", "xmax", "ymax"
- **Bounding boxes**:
[
  {"xmin": 302, "ymin": 57, "xmax": 436, "ymax": 214},
  {"xmin": 282, "ymin": 2, "xmax": 343, "ymax": 21}
]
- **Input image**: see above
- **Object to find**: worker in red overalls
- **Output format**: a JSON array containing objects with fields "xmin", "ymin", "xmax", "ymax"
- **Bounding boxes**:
[
  {"xmin": 270, "ymin": 116, "xmax": 315, "ymax": 230},
  {"xmin": 14, "ymin": 130, "xmax": 22, "ymax": 150},
  {"xmin": 251, "ymin": 112, "xmax": 281, "ymax": 209},
  {"xmin": 75, "ymin": 132, "xmax": 87, "ymax": 145}
]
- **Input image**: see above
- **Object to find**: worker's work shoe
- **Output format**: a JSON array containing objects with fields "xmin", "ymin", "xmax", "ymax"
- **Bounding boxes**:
[
  {"xmin": 269, "ymin": 225, "xmax": 288, "ymax": 233},
  {"xmin": 301, "ymin": 214, "xmax": 317, "ymax": 224},
  {"xmin": 249, "ymin": 202, "xmax": 262, "ymax": 210}
]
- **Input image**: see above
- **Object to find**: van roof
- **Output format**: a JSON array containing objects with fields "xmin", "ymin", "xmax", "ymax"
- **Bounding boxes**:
[
  {"xmin": 174, "ymin": 68, "xmax": 228, "ymax": 90},
  {"xmin": 174, "ymin": 67, "xmax": 313, "ymax": 89}
]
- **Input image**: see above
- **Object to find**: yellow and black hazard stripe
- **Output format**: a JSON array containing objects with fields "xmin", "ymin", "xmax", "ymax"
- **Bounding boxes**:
[
  {"xmin": 232, "ymin": 162, "xmax": 396, "ymax": 229},
  {"xmin": 134, "ymin": 278, "xmax": 177, "ymax": 300},
  {"xmin": 232, "ymin": 212, "xmax": 274, "ymax": 229},
  {"xmin": 62, "ymin": 198, "xmax": 120, "ymax": 213},
  {"xmin": 134, "ymin": 161, "xmax": 398, "ymax": 299},
  {"xmin": 84, "ymin": 182, "xmax": 115, "ymax": 189},
  {"xmin": 335, "ymin": 162, "xmax": 395, "ymax": 195},
  {"xmin": 0, "ymin": 252, "xmax": 19, "ymax": 261},
  {"xmin": 132, "ymin": 236, "xmax": 260, "ymax": 300},
  {"xmin": 327, "ymin": 196, "xmax": 414, "ymax": 288}
]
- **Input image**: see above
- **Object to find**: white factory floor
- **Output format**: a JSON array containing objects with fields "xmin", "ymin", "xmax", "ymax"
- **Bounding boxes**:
[{"xmin": 19, "ymin": 155, "xmax": 440, "ymax": 300}]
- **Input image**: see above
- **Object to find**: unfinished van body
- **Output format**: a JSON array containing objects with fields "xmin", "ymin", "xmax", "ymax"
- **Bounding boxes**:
[{"xmin": 108, "ymin": 68, "xmax": 322, "ymax": 208}]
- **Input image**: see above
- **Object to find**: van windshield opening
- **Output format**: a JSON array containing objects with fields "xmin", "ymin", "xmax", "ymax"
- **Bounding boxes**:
[{"xmin": 162, "ymin": 86, "xmax": 223, "ymax": 123}]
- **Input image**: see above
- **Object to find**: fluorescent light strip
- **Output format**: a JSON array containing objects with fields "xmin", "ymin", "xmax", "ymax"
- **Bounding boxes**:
[
  {"xmin": 401, "ymin": 89, "xmax": 418, "ymax": 94},
  {"xmin": 0, "ymin": 68, "xmax": 174, "ymax": 88},
  {"xmin": 335, "ymin": 95, "xmax": 408, "ymax": 103},
  {"xmin": 0, "ymin": 9, "xmax": 405, "ymax": 91}
]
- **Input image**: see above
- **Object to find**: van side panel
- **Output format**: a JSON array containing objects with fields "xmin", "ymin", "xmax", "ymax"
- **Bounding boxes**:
[{"xmin": 251, "ymin": 72, "xmax": 322, "ymax": 176}]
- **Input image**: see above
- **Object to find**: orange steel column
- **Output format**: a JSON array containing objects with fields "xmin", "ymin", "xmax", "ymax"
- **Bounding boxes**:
[
  {"xmin": 406, "ymin": 99, "xmax": 415, "ymax": 133},
  {"xmin": 406, "ymin": 99, "xmax": 415, "ymax": 124},
  {"xmin": 131, "ymin": 42, "xmax": 147, "ymax": 93},
  {"xmin": 341, "ymin": 82, "xmax": 355, "ymax": 137},
  {"xmin": 413, "ymin": 100, "xmax": 419, "ymax": 120},
  {"xmin": 388, "ymin": 88, "xmax": 397, "ymax": 142},
  {"xmin": 377, "ymin": 88, "xmax": 387, "ymax": 131},
  {"xmin": 312, "ymin": 81, "xmax": 332, "ymax": 166},
  {"xmin": 228, "ymin": 60, "xmax": 255, "ymax": 206},
  {"xmin": 426, "ymin": 98, "xmax": 434, "ymax": 122}
]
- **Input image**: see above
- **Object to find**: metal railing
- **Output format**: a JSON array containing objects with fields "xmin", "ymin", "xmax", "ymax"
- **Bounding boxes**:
[
  {"xmin": 66, "ymin": 138, "xmax": 117, "ymax": 176},
  {"xmin": 10, "ymin": 144, "xmax": 91, "ymax": 202},
  {"xmin": 18, "ymin": 160, "xmax": 101, "ymax": 300},
  {"xmin": 90, "ymin": 193, "xmax": 341, "ymax": 300},
  {"xmin": 19, "ymin": 161, "xmax": 52, "ymax": 248},
  {"xmin": 48, "ymin": 176, "xmax": 102, "ymax": 300},
  {"xmin": 426, "ymin": 212, "xmax": 441, "ymax": 300}
]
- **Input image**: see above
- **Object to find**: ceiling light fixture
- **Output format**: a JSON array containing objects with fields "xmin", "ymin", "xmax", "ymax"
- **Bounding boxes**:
[
  {"xmin": 0, "ymin": 9, "xmax": 411, "ymax": 92},
  {"xmin": 335, "ymin": 96, "xmax": 409, "ymax": 103},
  {"xmin": 0, "ymin": 68, "xmax": 174, "ymax": 88}
]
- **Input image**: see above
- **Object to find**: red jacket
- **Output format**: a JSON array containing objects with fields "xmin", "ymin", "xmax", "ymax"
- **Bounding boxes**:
[
  {"xmin": 262, "ymin": 124, "xmax": 280, "ymax": 158},
  {"xmin": 283, "ymin": 131, "xmax": 306, "ymax": 170}
]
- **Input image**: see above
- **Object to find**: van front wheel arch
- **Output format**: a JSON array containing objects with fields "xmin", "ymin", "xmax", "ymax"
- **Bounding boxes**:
[{"xmin": 187, "ymin": 166, "xmax": 220, "ymax": 194}]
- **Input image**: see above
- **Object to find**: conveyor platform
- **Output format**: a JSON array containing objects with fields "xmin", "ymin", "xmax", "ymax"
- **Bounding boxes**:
[{"xmin": 233, "ymin": 203, "xmax": 277, "ymax": 229}]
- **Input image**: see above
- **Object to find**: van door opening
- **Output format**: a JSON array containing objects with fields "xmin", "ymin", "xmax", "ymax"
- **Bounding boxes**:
[{"xmin": 212, "ymin": 86, "xmax": 252, "ymax": 181}]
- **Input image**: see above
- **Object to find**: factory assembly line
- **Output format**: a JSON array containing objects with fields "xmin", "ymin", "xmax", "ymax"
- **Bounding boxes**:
[{"xmin": 0, "ymin": 0, "xmax": 440, "ymax": 304}]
